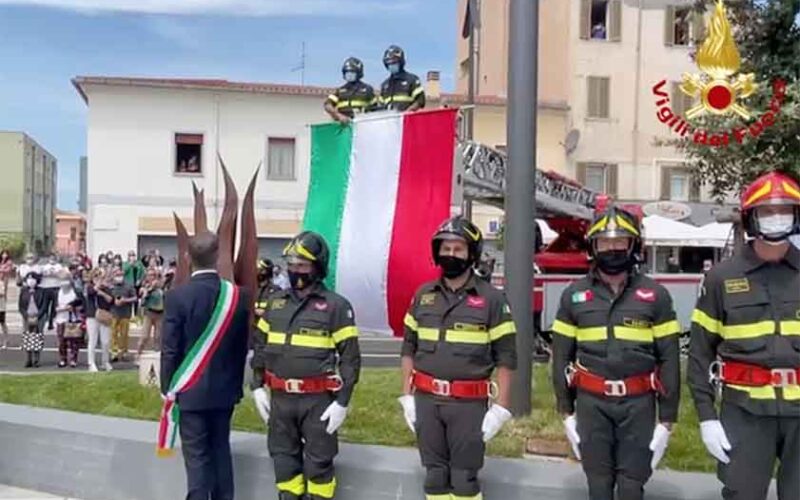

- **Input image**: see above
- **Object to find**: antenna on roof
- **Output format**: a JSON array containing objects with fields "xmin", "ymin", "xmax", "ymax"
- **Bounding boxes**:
[{"xmin": 291, "ymin": 42, "xmax": 306, "ymax": 85}]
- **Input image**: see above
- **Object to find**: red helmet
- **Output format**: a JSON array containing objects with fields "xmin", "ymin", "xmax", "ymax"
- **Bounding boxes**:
[{"xmin": 740, "ymin": 171, "xmax": 800, "ymax": 240}]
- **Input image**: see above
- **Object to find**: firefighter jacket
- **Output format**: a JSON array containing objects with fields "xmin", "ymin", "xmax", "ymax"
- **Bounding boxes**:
[
  {"xmin": 401, "ymin": 274, "xmax": 517, "ymax": 381},
  {"xmin": 379, "ymin": 71, "xmax": 425, "ymax": 111},
  {"xmin": 552, "ymin": 270, "xmax": 681, "ymax": 421},
  {"xmin": 251, "ymin": 283, "xmax": 361, "ymax": 406},
  {"xmin": 254, "ymin": 282, "xmax": 280, "ymax": 313},
  {"xmin": 325, "ymin": 81, "xmax": 377, "ymax": 118},
  {"xmin": 688, "ymin": 243, "xmax": 800, "ymax": 420}
]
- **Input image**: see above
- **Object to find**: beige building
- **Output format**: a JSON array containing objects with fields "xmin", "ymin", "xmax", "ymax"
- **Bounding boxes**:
[{"xmin": 456, "ymin": 0, "xmax": 723, "ymax": 227}]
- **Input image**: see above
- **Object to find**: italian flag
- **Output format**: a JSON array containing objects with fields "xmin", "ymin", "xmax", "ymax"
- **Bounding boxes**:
[{"xmin": 303, "ymin": 109, "xmax": 457, "ymax": 336}]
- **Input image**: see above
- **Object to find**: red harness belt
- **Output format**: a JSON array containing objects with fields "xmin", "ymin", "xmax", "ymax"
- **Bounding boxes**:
[
  {"xmin": 568, "ymin": 365, "xmax": 663, "ymax": 398},
  {"xmin": 412, "ymin": 371, "xmax": 492, "ymax": 399},
  {"xmin": 264, "ymin": 371, "xmax": 342, "ymax": 394},
  {"xmin": 718, "ymin": 360, "xmax": 800, "ymax": 388}
]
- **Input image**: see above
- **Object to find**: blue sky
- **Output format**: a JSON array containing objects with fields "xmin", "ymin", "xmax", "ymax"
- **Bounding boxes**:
[{"xmin": 0, "ymin": 0, "xmax": 458, "ymax": 211}]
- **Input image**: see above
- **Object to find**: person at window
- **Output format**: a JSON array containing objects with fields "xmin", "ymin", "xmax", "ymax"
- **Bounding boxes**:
[
  {"xmin": 379, "ymin": 45, "xmax": 425, "ymax": 112},
  {"xmin": 325, "ymin": 57, "xmax": 377, "ymax": 124},
  {"xmin": 591, "ymin": 23, "xmax": 607, "ymax": 40}
]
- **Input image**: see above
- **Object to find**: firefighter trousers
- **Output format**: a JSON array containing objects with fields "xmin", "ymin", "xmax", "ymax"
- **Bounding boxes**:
[
  {"xmin": 718, "ymin": 401, "xmax": 799, "ymax": 500},
  {"xmin": 414, "ymin": 392, "xmax": 488, "ymax": 500},
  {"xmin": 268, "ymin": 392, "xmax": 338, "ymax": 500},
  {"xmin": 576, "ymin": 392, "xmax": 656, "ymax": 500}
]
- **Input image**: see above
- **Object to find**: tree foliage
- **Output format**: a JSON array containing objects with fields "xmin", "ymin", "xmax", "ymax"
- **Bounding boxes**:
[{"xmin": 680, "ymin": 0, "xmax": 800, "ymax": 200}]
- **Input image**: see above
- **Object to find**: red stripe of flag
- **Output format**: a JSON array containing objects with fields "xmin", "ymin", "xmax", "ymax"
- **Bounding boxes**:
[{"xmin": 386, "ymin": 109, "xmax": 457, "ymax": 336}]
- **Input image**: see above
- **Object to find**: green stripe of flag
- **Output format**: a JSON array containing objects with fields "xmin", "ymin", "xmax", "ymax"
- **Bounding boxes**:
[{"xmin": 302, "ymin": 123, "xmax": 353, "ymax": 290}]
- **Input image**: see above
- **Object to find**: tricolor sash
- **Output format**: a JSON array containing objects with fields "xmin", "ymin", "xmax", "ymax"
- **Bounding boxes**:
[{"xmin": 156, "ymin": 279, "xmax": 240, "ymax": 457}]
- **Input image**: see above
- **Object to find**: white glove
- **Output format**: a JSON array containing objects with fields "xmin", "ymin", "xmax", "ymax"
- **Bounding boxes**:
[
  {"xmin": 649, "ymin": 423, "xmax": 671, "ymax": 469},
  {"xmin": 320, "ymin": 401, "xmax": 348, "ymax": 435},
  {"xmin": 481, "ymin": 404, "xmax": 513, "ymax": 442},
  {"xmin": 563, "ymin": 414, "xmax": 581, "ymax": 460},
  {"xmin": 398, "ymin": 395, "xmax": 416, "ymax": 433},
  {"xmin": 252, "ymin": 388, "xmax": 271, "ymax": 425},
  {"xmin": 700, "ymin": 420, "xmax": 732, "ymax": 464}
]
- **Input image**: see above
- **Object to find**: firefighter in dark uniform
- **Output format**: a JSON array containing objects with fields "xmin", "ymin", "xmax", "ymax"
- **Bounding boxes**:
[
  {"xmin": 250, "ymin": 231, "xmax": 361, "ymax": 500},
  {"xmin": 324, "ymin": 57, "xmax": 377, "ymax": 124},
  {"xmin": 254, "ymin": 258, "xmax": 280, "ymax": 317},
  {"xmin": 379, "ymin": 45, "xmax": 425, "ymax": 112},
  {"xmin": 551, "ymin": 206, "xmax": 681, "ymax": 500},
  {"xmin": 399, "ymin": 216, "xmax": 516, "ymax": 500},
  {"xmin": 688, "ymin": 171, "xmax": 800, "ymax": 500}
]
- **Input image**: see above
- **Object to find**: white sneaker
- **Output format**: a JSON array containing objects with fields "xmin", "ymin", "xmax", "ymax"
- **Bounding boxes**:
[
  {"xmin": 104, "ymin": 363, "xmax": 113, "ymax": 372},
  {"xmin": 88, "ymin": 364, "xmax": 99, "ymax": 373}
]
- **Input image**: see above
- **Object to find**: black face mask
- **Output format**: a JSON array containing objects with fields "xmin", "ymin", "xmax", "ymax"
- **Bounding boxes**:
[
  {"xmin": 438, "ymin": 256, "xmax": 472, "ymax": 279},
  {"xmin": 288, "ymin": 271, "xmax": 313, "ymax": 290},
  {"xmin": 595, "ymin": 250, "xmax": 634, "ymax": 275}
]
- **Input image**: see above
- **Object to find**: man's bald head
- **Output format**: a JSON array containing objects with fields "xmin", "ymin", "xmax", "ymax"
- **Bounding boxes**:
[{"xmin": 189, "ymin": 231, "xmax": 219, "ymax": 270}]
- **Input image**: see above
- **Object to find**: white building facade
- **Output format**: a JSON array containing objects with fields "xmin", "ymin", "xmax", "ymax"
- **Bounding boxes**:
[{"xmin": 74, "ymin": 77, "xmax": 334, "ymax": 260}]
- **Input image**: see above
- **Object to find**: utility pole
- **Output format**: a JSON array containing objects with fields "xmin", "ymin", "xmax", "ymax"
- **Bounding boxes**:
[
  {"xmin": 291, "ymin": 42, "xmax": 307, "ymax": 85},
  {"xmin": 505, "ymin": 0, "xmax": 537, "ymax": 416},
  {"xmin": 464, "ymin": 0, "xmax": 480, "ymax": 221}
]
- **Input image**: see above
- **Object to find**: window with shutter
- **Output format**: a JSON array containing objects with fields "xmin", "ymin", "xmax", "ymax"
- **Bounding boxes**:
[
  {"xmin": 673, "ymin": 7, "xmax": 693, "ymax": 46},
  {"xmin": 585, "ymin": 0, "xmax": 611, "ymax": 41},
  {"xmin": 608, "ymin": 0, "xmax": 622, "ymax": 42},
  {"xmin": 661, "ymin": 166, "xmax": 672, "ymax": 200},
  {"xmin": 267, "ymin": 137, "xmax": 296, "ymax": 181},
  {"xmin": 606, "ymin": 164, "xmax": 618, "ymax": 197},
  {"xmin": 664, "ymin": 6, "xmax": 676, "ymax": 46},
  {"xmin": 692, "ymin": 10, "xmax": 706, "ymax": 45},
  {"xmin": 587, "ymin": 76, "xmax": 610, "ymax": 119},
  {"xmin": 671, "ymin": 82, "xmax": 695, "ymax": 117},
  {"xmin": 175, "ymin": 133, "xmax": 203, "ymax": 175},
  {"xmin": 580, "ymin": 0, "xmax": 592, "ymax": 40}
]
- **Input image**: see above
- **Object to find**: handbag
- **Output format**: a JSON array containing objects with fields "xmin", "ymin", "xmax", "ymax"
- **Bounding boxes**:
[
  {"xmin": 64, "ymin": 313, "xmax": 84, "ymax": 339},
  {"xmin": 95, "ymin": 308, "xmax": 113, "ymax": 326}
]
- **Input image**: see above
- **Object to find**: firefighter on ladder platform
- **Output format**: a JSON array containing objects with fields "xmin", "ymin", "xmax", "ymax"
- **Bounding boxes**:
[
  {"xmin": 250, "ymin": 231, "xmax": 361, "ymax": 500},
  {"xmin": 324, "ymin": 57, "xmax": 377, "ymax": 124},
  {"xmin": 551, "ymin": 206, "xmax": 681, "ymax": 500},
  {"xmin": 689, "ymin": 171, "xmax": 800, "ymax": 500},
  {"xmin": 379, "ymin": 45, "xmax": 425, "ymax": 112},
  {"xmin": 399, "ymin": 216, "xmax": 517, "ymax": 500}
]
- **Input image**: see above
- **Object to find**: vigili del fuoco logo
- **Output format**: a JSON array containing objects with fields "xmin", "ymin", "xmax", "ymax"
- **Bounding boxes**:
[{"xmin": 652, "ymin": 0, "xmax": 786, "ymax": 147}]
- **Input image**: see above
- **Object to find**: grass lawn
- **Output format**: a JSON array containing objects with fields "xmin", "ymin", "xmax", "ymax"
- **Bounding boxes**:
[{"xmin": 0, "ymin": 366, "xmax": 715, "ymax": 472}]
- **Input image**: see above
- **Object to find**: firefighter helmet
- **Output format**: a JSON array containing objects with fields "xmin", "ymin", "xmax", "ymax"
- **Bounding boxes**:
[
  {"xmin": 741, "ymin": 171, "xmax": 800, "ymax": 241},
  {"xmin": 342, "ymin": 57, "xmax": 364, "ymax": 80},
  {"xmin": 431, "ymin": 216, "xmax": 483, "ymax": 266},
  {"xmin": 383, "ymin": 45, "xmax": 406, "ymax": 70},
  {"xmin": 282, "ymin": 231, "xmax": 330, "ymax": 279},
  {"xmin": 586, "ymin": 206, "xmax": 643, "ymax": 261}
]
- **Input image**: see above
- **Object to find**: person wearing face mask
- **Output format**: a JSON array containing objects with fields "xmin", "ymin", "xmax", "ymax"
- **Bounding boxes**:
[
  {"xmin": 379, "ymin": 45, "xmax": 425, "ymax": 112},
  {"xmin": 109, "ymin": 269, "xmax": 137, "ymax": 362},
  {"xmin": 324, "ymin": 57, "xmax": 377, "ymax": 124},
  {"xmin": 688, "ymin": 171, "xmax": 800, "ymax": 500},
  {"xmin": 19, "ymin": 272, "xmax": 46, "ymax": 368},
  {"xmin": 399, "ymin": 216, "xmax": 517, "ymax": 500},
  {"xmin": 55, "ymin": 278, "xmax": 83, "ymax": 368},
  {"xmin": 40, "ymin": 254, "xmax": 65, "ymax": 331},
  {"xmin": 17, "ymin": 253, "xmax": 40, "ymax": 287},
  {"xmin": 250, "ymin": 231, "xmax": 361, "ymax": 500},
  {"xmin": 551, "ymin": 206, "xmax": 680, "ymax": 500}
]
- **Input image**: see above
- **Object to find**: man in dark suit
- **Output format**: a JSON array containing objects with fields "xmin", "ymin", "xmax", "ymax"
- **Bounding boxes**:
[{"xmin": 161, "ymin": 232, "xmax": 250, "ymax": 500}]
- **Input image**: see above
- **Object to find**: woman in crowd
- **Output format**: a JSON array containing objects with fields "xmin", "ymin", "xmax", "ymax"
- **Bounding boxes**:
[
  {"xmin": 55, "ymin": 275, "xmax": 83, "ymax": 368},
  {"xmin": 136, "ymin": 268, "xmax": 164, "ymax": 358},
  {"xmin": 86, "ymin": 269, "xmax": 114, "ymax": 371},
  {"xmin": 0, "ymin": 249, "xmax": 13, "ymax": 350},
  {"xmin": 19, "ymin": 272, "xmax": 46, "ymax": 368}
]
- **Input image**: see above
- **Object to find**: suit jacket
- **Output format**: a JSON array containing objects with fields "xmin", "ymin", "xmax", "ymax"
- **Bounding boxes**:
[{"xmin": 160, "ymin": 272, "xmax": 250, "ymax": 411}]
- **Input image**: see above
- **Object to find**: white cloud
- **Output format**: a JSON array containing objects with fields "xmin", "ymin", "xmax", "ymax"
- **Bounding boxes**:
[
  {"xmin": 0, "ymin": 0, "xmax": 410, "ymax": 16},
  {"xmin": 144, "ymin": 17, "xmax": 203, "ymax": 49}
]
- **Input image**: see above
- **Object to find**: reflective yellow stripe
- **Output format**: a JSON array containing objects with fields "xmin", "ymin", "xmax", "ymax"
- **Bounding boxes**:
[
  {"xmin": 384, "ymin": 95, "xmax": 414, "ymax": 102},
  {"xmin": 722, "ymin": 321, "xmax": 775, "ymax": 340},
  {"xmin": 307, "ymin": 477, "xmax": 336, "ymax": 499},
  {"xmin": 489, "ymin": 321, "xmax": 516, "ymax": 341},
  {"xmin": 445, "ymin": 329, "xmax": 490, "ymax": 344},
  {"xmin": 653, "ymin": 319, "xmax": 681, "ymax": 338},
  {"xmin": 290, "ymin": 334, "xmax": 335, "ymax": 349},
  {"xmin": 729, "ymin": 384, "xmax": 800, "ymax": 400},
  {"xmin": 327, "ymin": 93, "xmax": 339, "ymax": 103},
  {"xmin": 577, "ymin": 327, "xmax": 607, "ymax": 342},
  {"xmin": 587, "ymin": 216, "xmax": 608, "ymax": 237},
  {"xmin": 404, "ymin": 313, "xmax": 418, "ymax": 331},
  {"xmin": 276, "ymin": 474, "xmax": 305, "ymax": 495},
  {"xmin": 411, "ymin": 85, "xmax": 425, "ymax": 98},
  {"xmin": 267, "ymin": 332, "xmax": 286, "ymax": 344},
  {"xmin": 336, "ymin": 99, "xmax": 370, "ymax": 109},
  {"xmin": 417, "ymin": 327, "xmax": 439, "ymax": 342},
  {"xmin": 332, "ymin": 325, "xmax": 358, "ymax": 344},
  {"xmin": 781, "ymin": 320, "xmax": 800, "ymax": 335},
  {"xmin": 426, "ymin": 495, "xmax": 452, "ymax": 500},
  {"xmin": 691, "ymin": 308, "xmax": 722, "ymax": 335},
  {"xmin": 743, "ymin": 180, "xmax": 772, "ymax": 207},
  {"xmin": 614, "ymin": 326, "xmax": 654, "ymax": 342},
  {"xmin": 257, "ymin": 318, "xmax": 270, "ymax": 333},
  {"xmin": 255, "ymin": 301, "xmax": 268, "ymax": 308},
  {"xmin": 452, "ymin": 493, "xmax": 483, "ymax": 500},
  {"xmin": 615, "ymin": 214, "xmax": 640, "ymax": 236},
  {"xmin": 552, "ymin": 319, "xmax": 576, "ymax": 338}
]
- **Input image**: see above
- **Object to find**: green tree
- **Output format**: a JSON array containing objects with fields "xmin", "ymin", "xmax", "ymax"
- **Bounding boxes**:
[{"xmin": 679, "ymin": 0, "xmax": 800, "ymax": 200}]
